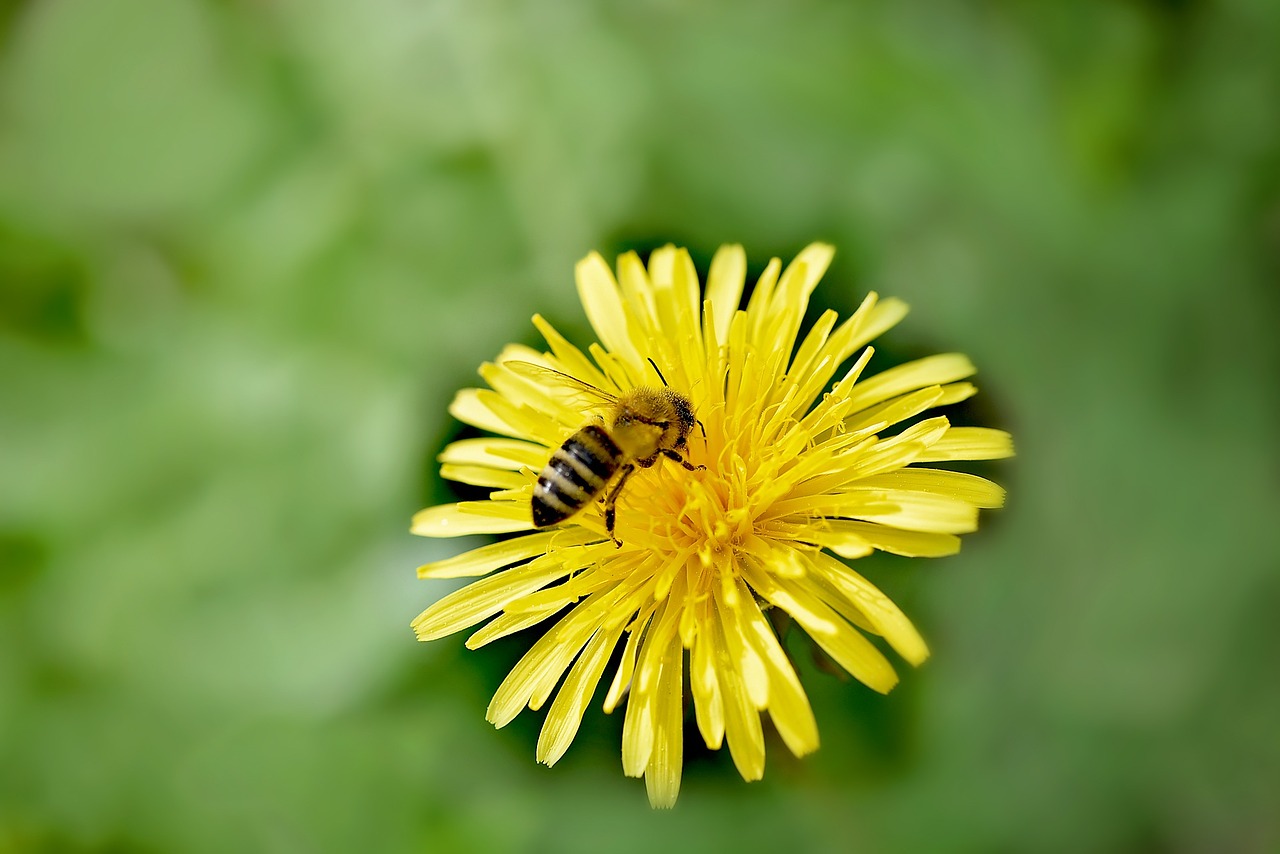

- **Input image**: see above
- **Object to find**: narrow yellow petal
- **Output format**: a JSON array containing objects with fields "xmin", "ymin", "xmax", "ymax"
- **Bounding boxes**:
[
  {"xmin": 705, "ymin": 244, "xmax": 746, "ymax": 346},
  {"xmin": 410, "ymin": 501, "xmax": 532, "ymax": 537},
  {"xmin": 841, "ymin": 416, "xmax": 952, "ymax": 481},
  {"xmin": 845, "ymin": 353, "xmax": 976, "ymax": 414},
  {"xmin": 776, "ymin": 243, "xmax": 835, "ymax": 305},
  {"xmin": 576, "ymin": 252, "xmax": 639, "ymax": 364},
  {"xmin": 793, "ymin": 348, "xmax": 875, "ymax": 437},
  {"xmin": 486, "ymin": 581, "xmax": 628, "ymax": 727},
  {"xmin": 690, "ymin": 609, "xmax": 725, "ymax": 749},
  {"xmin": 530, "ymin": 314, "xmax": 614, "ymax": 392},
  {"xmin": 537, "ymin": 625, "xmax": 621, "ymax": 766},
  {"xmin": 858, "ymin": 468, "xmax": 1006, "ymax": 508},
  {"xmin": 842, "ymin": 490, "xmax": 979, "ymax": 534},
  {"xmin": 616, "ymin": 251, "xmax": 659, "ymax": 333},
  {"xmin": 842, "ymin": 387, "xmax": 945, "ymax": 435},
  {"xmin": 647, "ymin": 246, "xmax": 701, "ymax": 352},
  {"xmin": 644, "ymin": 630, "xmax": 684, "ymax": 809},
  {"xmin": 765, "ymin": 243, "xmax": 835, "ymax": 360},
  {"xmin": 808, "ymin": 551, "xmax": 930, "ymax": 666},
  {"xmin": 418, "ymin": 530, "xmax": 583, "ymax": 579},
  {"xmin": 623, "ymin": 601, "xmax": 681, "ymax": 778},
  {"xmin": 621, "ymin": 682, "xmax": 654, "ymax": 777},
  {"xmin": 465, "ymin": 603, "xmax": 563, "ymax": 649},
  {"xmin": 917, "ymin": 427, "xmax": 1016, "ymax": 461},
  {"xmin": 785, "ymin": 309, "xmax": 839, "ymax": 390},
  {"xmin": 604, "ymin": 615, "xmax": 647, "ymax": 714},
  {"xmin": 736, "ymin": 589, "xmax": 819, "ymax": 757},
  {"xmin": 851, "ymin": 295, "xmax": 909, "ymax": 350},
  {"xmin": 479, "ymin": 361, "xmax": 582, "ymax": 428},
  {"xmin": 743, "ymin": 561, "xmax": 898, "ymax": 693},
  {"xmin": 714, "ymin": 612, "xmax": 765, "ymax": 782},
  {"xmin": 447, "ymin": 388, "xmax": 518, "ymax": 437},
  {"xmin": 805, "ymin": 525, "xmax": 875, "ymax": 559},
  {"xmin": 715, "ymin": 585, "xmax": 769, "ymax": 709},
  {"xmin": 934, "ymin": 381, "xmax": 977, "ymax": 406},
  {"xmin": 808, "ymin": 519, "xmax": 961, "ymax": 558},
  {"xmin": 411, "ymin": 553, "xmax": 570, "ymax": 641},
  {"xmin": 743, "ymin": 257, "xmax": 781, "ymax": 329},
  {"xmin": 438, "ymin": 464, "xmax": 527, "ymax": 489},
  {"xmin": 487, "ymin": 632, "xmax": 583, "ymax": 728},
  {"xmin": 438, "ymin": 437, "xmax": 546, "ymax": 470}
]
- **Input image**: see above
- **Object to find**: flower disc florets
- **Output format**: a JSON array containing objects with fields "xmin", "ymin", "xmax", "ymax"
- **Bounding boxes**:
[{"xmin": 411, "ymin": 243, "xmax": 1012, "ymax": 807}]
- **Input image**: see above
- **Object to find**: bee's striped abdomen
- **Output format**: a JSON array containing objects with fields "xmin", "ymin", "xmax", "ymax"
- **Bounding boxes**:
[{"xmin": 532, "ymin": 425, "xmax": 622, "ymax": 528}]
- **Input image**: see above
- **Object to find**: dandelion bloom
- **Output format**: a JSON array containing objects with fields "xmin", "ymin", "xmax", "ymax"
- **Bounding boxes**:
[{"xmin": 411, "ymin": 244, "xmax": 1012, "ymax": 807}]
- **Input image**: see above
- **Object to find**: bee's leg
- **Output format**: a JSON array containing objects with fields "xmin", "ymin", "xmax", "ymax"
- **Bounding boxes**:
[
  {"xmin": 660, "ymin": 448, "xmax": 705, "ymax": 471},
  {"xmin": 603, "ymin": 464, "xmax": 635, "ymax": 548}
]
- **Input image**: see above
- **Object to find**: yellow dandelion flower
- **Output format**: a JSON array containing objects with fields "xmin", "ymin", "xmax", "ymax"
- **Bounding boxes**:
[{"xmin": 411, "ymin": 243, "xmax": 1012, "ymax": 808}]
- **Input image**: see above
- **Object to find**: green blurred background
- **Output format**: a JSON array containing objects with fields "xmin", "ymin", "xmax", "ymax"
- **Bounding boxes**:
[{"xmin": 2, "ymin": 1, "xmax": 1278, "ymax": 851}]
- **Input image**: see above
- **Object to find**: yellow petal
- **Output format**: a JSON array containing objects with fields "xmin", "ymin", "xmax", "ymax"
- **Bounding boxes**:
[
  {"xmin": 623, "ymin": 602, "xmax": 680, "ymax": 777},
  {"xmin": 411, "ymin": 553, "xmax": 570, "ymax": 641},
  {"xmin": 809, "ymin": 519, "xmax": 961, "ymax": 558},
  {"xmin": 917, "ymin": 427, "xmax": 1015, "ymax": 461},
  {"xmin": 743, "ymin": 561, "xmax": 898, "ymax": 693},
  {"xmin": 808, "ymin": 551, "xmax": 929, "ymax": 666},
  {"xmin": 689, "ymin": 609, "xmax": 725, "ymax": 749},
  {"xmin": 934, "ymin": 381, "xmax": 977, "ymax": 406},
  {"xmin": 438, "ymin": 437, "xmax": 546, "ymax": 470},
  {"xmin": 417, "ymin": 529, "xmax": 580, "ymax": 579},
  {"xmin": 486, "ymin": 583, "xmax": 626, "ymax": 727},
  {"xmin": 576, "ymin": 252, "xmax": 639, "ymax": 365},
  {"xmin": 531, "ymin": 314, "xmax": 614, "ymax": 392},
  {"xmin": 438, "ymin": 464, "xmax": 527, "ymax": 489},
  {"xmin": 715, "ymin": 583, "xmax": 769, "ymax": 709},
  {"xmin": 858, "ymin": 468, "xmax": 1006, "ymax": 508},
  {"xmin": 447, "ymin": 388, "xmax": 517, "ymax": 437},
  {"xmin": 845, "ymin": 353, "xmax": 976, "ymax": 414},
  {"xmin": 842, "ymin": 490, "xmax": 979, "ymax": 534},
  {"xmin": 775, "ymin": 243, "xmax": 834, "ymax": 307},
  {"xmin": 705, "ymin": 244, "xmax": 746, "ymax": 347},
  {"xmin": 851, "ymin": 295, "xmax": 909, "ymax": 350},
  {"xmin": 714, "ymin": 612, "xmax": 765, "ymax": 781},
  {"xmin": 805, "ymin": 525, "xmax": 875, "ymax": 559},
  {"xmin": 410, "ymin": 501, "xmax": 532, "ymax": 537},
  {"xmin": 644, "ymin": 630, "xmax": 684, "ymax": 809},
  {"xmin": 842, "ymin": 387, "xmax": 945, "ymax": 435},
  {"xmin": 537, "ymin": 625, "xmax": 621, "ymax": 766},
  {"xmin": 466, "ymin": 603, "xmax": 563, "ymax": 649},
  {"xmin": 736, "ymin": 588, "xmax": 819, "ymax": 757},
  {"xmin": 604, "ymin": 614, "xmax": 647, "ymax": 714},
  {"xmin": 621, "ymin": 679, "xmax": 654, "ymax": 777}
]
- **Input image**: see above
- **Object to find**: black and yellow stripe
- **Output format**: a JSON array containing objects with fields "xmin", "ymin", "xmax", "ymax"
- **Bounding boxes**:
[{"xmin": 532, "ymin": 425, "xmax": 623, "ymax": 528}]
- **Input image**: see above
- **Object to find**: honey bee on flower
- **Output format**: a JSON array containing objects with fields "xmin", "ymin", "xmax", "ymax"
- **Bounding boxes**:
[
  {"xmin": 516, "ymin": 360, "xmax": 704, "ymax": 546},
  {"xmin": 411, "ymin": 243, "xmax": 1012, "ymax": 808}
]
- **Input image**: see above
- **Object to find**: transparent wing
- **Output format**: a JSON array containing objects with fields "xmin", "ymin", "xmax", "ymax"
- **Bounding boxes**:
[{"xmin": 504, "ymin": 360, "xmax": 620, "ymax": 410}]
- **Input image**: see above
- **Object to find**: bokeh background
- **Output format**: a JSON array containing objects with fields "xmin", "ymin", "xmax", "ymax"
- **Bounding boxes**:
[{"xmin": 2, "ymin": 1, "xmax": 1278, "ymax": 851}]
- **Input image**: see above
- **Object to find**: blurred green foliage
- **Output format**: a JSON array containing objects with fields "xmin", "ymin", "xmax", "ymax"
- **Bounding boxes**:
[{"xmin": 2, "ymin": 0, "xmax": 1278, "ymax": 851}]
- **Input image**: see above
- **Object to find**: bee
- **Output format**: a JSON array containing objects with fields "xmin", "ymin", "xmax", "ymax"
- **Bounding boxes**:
[{"xmin": 513, "ymin": 361, "xmax": 703, "ymax": 546}]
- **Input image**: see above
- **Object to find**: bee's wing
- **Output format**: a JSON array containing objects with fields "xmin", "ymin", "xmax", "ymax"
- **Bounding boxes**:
[{"xmin": 503, "ymin": 361, "xmax": 619, "ymax": 409}]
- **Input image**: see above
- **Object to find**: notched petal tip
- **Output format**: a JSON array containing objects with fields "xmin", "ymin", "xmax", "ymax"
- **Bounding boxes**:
[{"xmin": 645, "ymin": 773, "xmax": 681, "ymax": 810}]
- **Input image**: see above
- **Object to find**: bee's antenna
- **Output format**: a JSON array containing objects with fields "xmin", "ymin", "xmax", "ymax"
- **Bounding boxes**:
[
  {"xmin": 647, "ymin": 358, "xmax": 669, "ymax": 388},
  {"xmin": 696, "ymin": 419, "xmax": 707, "ymax": 439}
]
